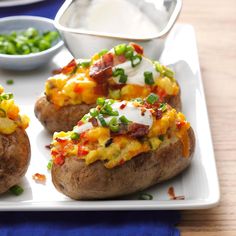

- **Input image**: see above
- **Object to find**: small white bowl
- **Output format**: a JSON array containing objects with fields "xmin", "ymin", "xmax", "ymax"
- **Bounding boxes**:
[{"xmin": 0, "ymin": 16, "xmax": 64, "ymax": 71}]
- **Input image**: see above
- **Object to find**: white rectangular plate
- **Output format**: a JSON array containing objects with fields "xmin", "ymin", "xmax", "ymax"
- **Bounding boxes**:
[{"xmin": 0, "ymin": 24, "xmax": 220, "ymax": 210}]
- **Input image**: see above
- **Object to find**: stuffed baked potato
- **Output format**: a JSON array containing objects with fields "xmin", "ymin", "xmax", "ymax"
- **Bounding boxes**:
[
  {"xmin": 50, "ymin": 95, "xmax": 195, "ymax": 200},
  {"xmin": 35, "ymin": 43, "xmax": 181, "ymax": 133},
  {"xmin": 0, "ymin": 86, "xmax": 30, "ymax": 194}
]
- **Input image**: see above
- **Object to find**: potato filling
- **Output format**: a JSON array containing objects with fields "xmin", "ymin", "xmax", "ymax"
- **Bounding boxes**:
[
  {"xmin": 45, "ymin": 43, "xmax": 179, "ymax": 107},
  {"xmin": 0, "ymin": 85, "xmax": 29, "ymax": 134},
  {"xmin": 51, "ymin": 97, "xmax": 190, "ymax": 168}
]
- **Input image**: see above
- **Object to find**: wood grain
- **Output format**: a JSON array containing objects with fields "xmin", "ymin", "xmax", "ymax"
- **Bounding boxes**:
[{"xmin": 177, "ymin": 0, "xmax": 236, "ymax": 235}]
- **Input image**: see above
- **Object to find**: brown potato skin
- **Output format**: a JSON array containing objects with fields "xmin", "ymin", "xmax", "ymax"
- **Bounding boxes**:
[
  {"xmin": 51, "ymin": 127, "xmax": 195, "ymax": 200},
  {"xmin": 35, "ymin": 92, "xmax": 181, "ymax": 133},
  {"xmin": 0, "ymin": 128, "xmax": 31, "ymax": 194}
]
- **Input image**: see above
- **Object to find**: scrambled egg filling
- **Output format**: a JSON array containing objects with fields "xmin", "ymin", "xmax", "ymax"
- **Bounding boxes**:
[
  {"xmin": 51, "ymin": 107, "xmax": 190, "ymax": 169},
  {"xmin": 0, "ymin": 85, "xmax": 29, "ymax": 134}
]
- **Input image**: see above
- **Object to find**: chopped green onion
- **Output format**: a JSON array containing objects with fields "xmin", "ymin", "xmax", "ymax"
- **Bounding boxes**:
[
  {"xmin": 159, "ymin": 103, "xmax": 167, "ymax": 112},
  {"xmin": 163, "ymin": 67, "xmax": 174, "ymax": 78},
  {"xmin": 131, "ymin": 97, "xmax": 144, "ymax": 104},
  {"xmin": 124, "ymin": 45, "xmax": 134, "ymax": 59},
  {"xmin": 144, "ymin": 71, "xmax": 154, "ymax": 85},
  {"xmin": 81, "ymin": 114, "xmax": 90, "ymax": 122},
  {"xmin": 9, "ymin": 185, "xmax": 24, "ymax": 196},
  {"xmin": 159, "ymin": 135, "xmax": 164, "ymax": 141},
  {"xmin": 6, "ymin": 79, "xmax": 14, "ymax": 85},
  {"xmin": 0, "ymin": 108, "xmax": 6, "ymax": 117},
  {"xmin": 47, "ymin": 159, "xmax": 53, "ymax": 170},
  {"xmin": 98, "ymin": 49, "xmax": 109, "ymax": 57},
  {"xmin": 138, "ymin": 193, "xmax": 153, "ymax": 200},
  {"xmin": 71, "ymin": 132, "xmax": 80, "ymax": 140},
  {"xmin": 96, "ymin": 97, "xmax": 105, "ymax": 106},
  {"xmin": 131, "ymin": 55, "xmax": 142, "ymax": 67},
  {"xmin": 114, "ymin": 44, "xmax": 127, "ymax": 56},
  {"xmin": 109, "ymin": 89, "xmax": 121, "ymax": 99},
  {"xmin": 154, "ymin": 61, "xmax": 164, "ymax": 74},
  {"xmin": 146, "ymin": 93, "xmax": 159, "ymax": 104},
  {"xmin": 80, "ymin": 59, "xmax": 91, "ymax": 68},
  {"xmin": 0, "ymin": 93, "xmax": 13, "ymax": 101},
  {"xmin": 98, "ymin": 114, "xmax": 107, "ymax": 127},
  {"xmin": 119, "ymin": 115, "xmax": 130, "ymax": 124},
  {"xmin": 109, "ymin": 117, "xmax": 119, "ymax": 132},
  {"xmin": 119, "ymin": 74, "xmax": 127, "ymax": 83},
  {"xmin": 90, "ymin": 108, "xmax": 99, "ymax": 117},
  {"xmin": 112, "ymin": 68, "xmax": 125, "ymax": 77}
]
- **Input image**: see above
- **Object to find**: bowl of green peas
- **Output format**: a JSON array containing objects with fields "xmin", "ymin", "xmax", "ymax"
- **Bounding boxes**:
[{"xmin": 0, "ymin": 15, "xmax": 64, "ymax": 71}]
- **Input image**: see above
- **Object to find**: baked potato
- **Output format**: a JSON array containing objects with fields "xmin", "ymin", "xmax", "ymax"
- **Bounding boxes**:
[
  {"xmin": 35, "ymin": 43, "xmax": 181, "ymax": 133},
  {"xmin": 0, "ymin": 86, "xmax": 30, "ymax": 194},
  {"xmin": 50, "ymin": 95, "xmax": 195, "ymax": 200}
]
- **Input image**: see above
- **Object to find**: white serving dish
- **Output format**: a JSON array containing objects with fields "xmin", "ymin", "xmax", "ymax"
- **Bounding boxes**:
[
  {"xmin": 0, "ymin": 0, "xmax": 45, "ymax": 7},
  {"xmin": 0, "ymin": 16, "xmax": 64, "ymax": 71},
  {"xmin": 54, "ymin": 0, "xmax": 182, "ymax": 58},
  {"xmin": 0, "ymin": 24, "xmax": 220, "ymax": 210}
]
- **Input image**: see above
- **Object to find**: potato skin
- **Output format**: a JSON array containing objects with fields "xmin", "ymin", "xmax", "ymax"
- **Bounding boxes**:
[
  {"xmin": 35, "ymin": 93, "xmax": 181, "ymax": 133},
  {"xmin": 0, "ymin": 128, "xmax": 31, "ymax": 194},
  {"xmin": 51, "ymin": 127, "xmax": 195, "ymax": 200}
]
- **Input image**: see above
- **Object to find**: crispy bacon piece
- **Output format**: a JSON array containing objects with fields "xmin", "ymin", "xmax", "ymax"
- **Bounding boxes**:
[
  {"xmin": 168, "ymin": 186, "xmax": 185, "ymax": 200},
  {"xmin": 127, "ymin": 123, "xmax": 149, "ymax": 138},
  {"xmin": 130, "ymin": 43, "xmax": 144, "ymax": 55},
  {"xmin": 53, "ymin": 59, "xmax": 77, "ymax": 75},
  {"xmin": 32, "ymin": 173, "xmax": 46, "ymax": 184},
  {"xmin": 89, "ymin": 53, "xmax": 114, "ymax": 82}
]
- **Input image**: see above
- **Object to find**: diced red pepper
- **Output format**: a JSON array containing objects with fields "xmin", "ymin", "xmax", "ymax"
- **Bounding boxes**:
[
  {"xmin": 77, "ymin": 121, "xmax": 84, "ymax": 126},
  {"xmin": 176, "ymin": 120, "xmax": 187, "ymax": 129},
  {"xmin": 130, "ymin": 43, "xmax": 144, "ymax": 55},
  {"xmin": 78, "ymin": 145, "xmax": 89, "ymax": 156},
  {"xmin": 119, "ymin": 159, "xmax": 125, "ymax": 165},
  {"xmin": 74, "ymin": 84, "xmax": 84, "ymax": 93},
  {"xmin": 120, "ymin": 103, "xmax": 127, "ymax": 109},
  {"xmin": 55, "ymin": 137, "xmax": 67, "ymax": 144},
  {"xmin": 54, "ymin": 156, "xmax": 65, "ymax": 165},
  {"xmin": 156, "ymin": 87, "xmax": 167, "ymax": 100},
  {"xmin": 117, "ymin": 55, "xmax": 126, "ymax": 63}
]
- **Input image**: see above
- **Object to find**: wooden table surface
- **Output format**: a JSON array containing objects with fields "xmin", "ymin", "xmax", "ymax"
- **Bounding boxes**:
[{"xmin": 177, "ymin": 0, "xmax": 236, "ymax": 235}]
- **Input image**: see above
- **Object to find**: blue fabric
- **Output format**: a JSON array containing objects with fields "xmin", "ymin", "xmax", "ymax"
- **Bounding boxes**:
[
  {"xmin": 0, "ymin": 211, "xmax": 180, "ymax": 236},
  {"xmin": 0, "ymin": 2, "xmax": 181, "ymax": 236},
  {"xmin": 0, "ymin": 0, "xmax": 65, "ymax": 19}
]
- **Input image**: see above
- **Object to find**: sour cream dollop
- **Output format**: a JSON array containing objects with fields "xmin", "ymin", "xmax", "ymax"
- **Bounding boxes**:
[{"xmin": 73, "ymin": 100, "xmax": 153, "ymax": 134}]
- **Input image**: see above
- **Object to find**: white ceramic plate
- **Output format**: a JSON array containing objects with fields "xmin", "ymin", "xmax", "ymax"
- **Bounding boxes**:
[
  {"xmin": 0, "ymin": 24, "xmax": 220, "ymax": 210},
  {"xmin": 0, "ymin": 0, "xmax": 44, "ymax": 7}
]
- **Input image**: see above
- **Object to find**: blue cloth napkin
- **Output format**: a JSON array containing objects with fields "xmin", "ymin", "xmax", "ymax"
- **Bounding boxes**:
[
  {"xmin": 0, "ymin": 0, "xmax": 65, "ymax": 19},
  {"xmin": 0, "ymin": 211, "xmax": 180, "ymax": 236},
  {"xmin": 0, "ymin": 1, "xmax": 181, "ymax": 235}
]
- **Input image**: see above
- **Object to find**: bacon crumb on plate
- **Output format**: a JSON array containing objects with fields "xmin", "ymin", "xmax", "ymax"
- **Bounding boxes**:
[
  {"xmin": 32, "ymin": 173, "xmax": 46, "ymax": 184},
  {"xmin": 168, "ymin": 186, "xmax": 185, "ymax": 200}
]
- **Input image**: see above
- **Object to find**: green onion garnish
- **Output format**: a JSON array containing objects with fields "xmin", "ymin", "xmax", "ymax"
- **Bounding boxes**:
[
  {"xmin": 124, "ymin": 45, "xmax": 134, "ymax": 59},
  {"xmin": 112, "ymin": 68, "xmax": 125, "ymax": 77},
  {"xmin": 109, "ymin": 117, "xmax": 120, "ymax": 132},
  {"xmin": 144, "ymin": 71, "xmax": 154, "ymax": 85},
  {"xmin": 0, "ymin": 93, "xmax": 13, "ymax": 101},
  {"xmin": 109, "ymin": 89, "xmax": 121, "ymax": 99},
  {"xmin": 71, "ymin": 132, "xmax": 80, "ymax": 140},
  {"xmin": 47, "ymin": 159, "xmax": 53, "ymax": 170},
  {"xmin": 138, "ymin": 193, "xmax": 153, "ymax": 200},
  {"xmin": 98, "ymin": 114, "xmax": 107, "ymax": 127},
  {"xmin": 159, "ymin": 135, "xmax": 164, "ymax": 141},
  {"xmin": 119, "ymin": 115, "xmax": 130, "ymax": 124},
  {"xmin": 131, "ymin": 55, "xmax": 142, "ymax": 67},
  {"xmin": 159, "ymin": 103, "xmax": 167, "ymax": 112},
  {"xmin": 81, "ymin": 114, "xmax": 90, "ymax": 122},
  {"xmin": 6, "ymin": 79, "xmax": 14, "ymax": 85},
  {"xmin": 146, "ymin": 93, "xmax": 159, "ymax": 104},
  {"xmin": 119, "ymin": 74, "xmax": 127, "ymax": 83},
  {"xmin": 96, "ymin": 97, "xmax": 105, "ymax": 106},
  {"xmin": 154, "ymin": 61, "xmax": 164, "ymax": 74},
  {"xmin": 98, "ymin": 49, "xmax": 109, "ymax": 57},
  {"xmin": 80, "ymin": 59, "xmax": 91, "ymax": 68},
  {"xmin": 114, "ymin": 44, "xmax": 127, "ymax": 56},
  {"xmin": 90, "ymin": 108, "xmax": 99, "ymax": 117},
  {"xmin": 163, "ymin": 67, "xmax": 174, "ymax": 78},
  {"xmin": 9, "ymin": 185, "xmax": 24, "ymax": 196}
]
